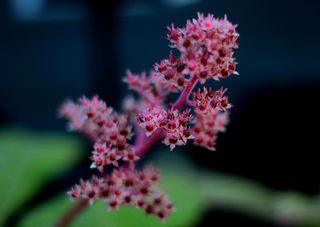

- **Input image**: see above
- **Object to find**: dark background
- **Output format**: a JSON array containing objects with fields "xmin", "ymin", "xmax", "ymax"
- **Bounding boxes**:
[{"xmin": 0, "ymin": 0, "xmax": 320, "ymax": 226}]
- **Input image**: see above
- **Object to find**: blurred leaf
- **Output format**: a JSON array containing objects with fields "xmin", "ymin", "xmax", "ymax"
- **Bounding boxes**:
[
  {"xmin": 16, "ymin": 150, "xmax": 320, "ymax": 227},
  {"xmin": 272, "ymin": 191, "xmax": 309, "ymax": 226},
  {"xmin": 199, "ymin": 171, "xmax": 273, "ymax": 220},
  {"xmin": 0, "ymin": 126, "xmax": 84, "ymax": 226}
]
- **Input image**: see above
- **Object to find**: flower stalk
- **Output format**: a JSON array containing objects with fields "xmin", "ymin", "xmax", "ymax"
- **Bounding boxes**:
[{"xmin": 55, "ymin": 199, "xmax": 89, "ymax": 227}]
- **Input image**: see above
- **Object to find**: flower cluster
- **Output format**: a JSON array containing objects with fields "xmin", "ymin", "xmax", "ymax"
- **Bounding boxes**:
[
  {"xmin": 59, "ymin": 96, "xmax": 124, "ymax": 140},
  {"xmin": 90, "ymin": 142, "xmax": 140, "ymax": 171},
  {"xmin": 137, "ymin": 106, "xmax": 194, "ymax": 151},
  {"xmin": 59, "ymin": 13, "xmax": 239, "ymax": 224},
  {"xmin": 192, "ymin": 87, "xmax": 232, "ymax": 114},
  {"xmin": 68, "ymin": 166, "xmax": 173, "ymax": 223},
  {"xmin": 154, "ymin": 50, "xmax": 188, "ymax": 91},
  {"xmin": 59, "ymin": 96, "xmax": 140, "ymax": 170},
  {"xmin": 193, "ymin": 109, "xmax": 229, "ymax": 151},
  {"xmin": 154, "ymin": 13, "xmax": 239, "ymax": 90}
]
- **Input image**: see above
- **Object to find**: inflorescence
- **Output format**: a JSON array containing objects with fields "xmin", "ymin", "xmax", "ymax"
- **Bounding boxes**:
[{"xmin": 59, "ymin": 13, "xmax": 239, "ymax": 223}]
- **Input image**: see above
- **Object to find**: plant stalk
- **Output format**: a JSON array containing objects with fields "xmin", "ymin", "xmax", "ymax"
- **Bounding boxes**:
[{"xmin": 54, "ymin": 198, "xmax": 89, "ymax": 227}]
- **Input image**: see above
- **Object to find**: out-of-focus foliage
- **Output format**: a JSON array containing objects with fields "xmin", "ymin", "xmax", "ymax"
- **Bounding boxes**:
[
  {"xmin": 16, "ymin": 151, "xmax": 320, "ymax": 227},
  {"xmin": 2, "ymin": 127, "xmax": 320, "ymax": 227},
  {"xmin": 0, "ymin": 126, "xmax": 85, "ymax": 226}
]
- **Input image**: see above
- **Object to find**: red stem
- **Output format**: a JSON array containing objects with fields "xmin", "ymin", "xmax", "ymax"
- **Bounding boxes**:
[
  {"xmin": 184, "ymin": 100, "xmax": 197, "ymax": 108},
  {"xmin": 172, "ymin": 75, "xmax": 198, "ymax": 110},
  {"xmin": 54, "ymin": 198, "xmax": 89, "ymax": 227},
  {"xmin": 136, "ymin": 129, "xmax": 165, "ymax": 157},
  {"xmin": 133, "ymin": 118, "xmax": 147, "ymax": 149}
]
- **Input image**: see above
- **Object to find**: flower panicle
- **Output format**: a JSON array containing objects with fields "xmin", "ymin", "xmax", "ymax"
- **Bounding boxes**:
[
  {"xmin": 67, "ymin": 166, "xmax": 174, "ymax": 223},
  {"xmin": 59, "ymin": 12, "xmax": 240, "ymax": 223}
]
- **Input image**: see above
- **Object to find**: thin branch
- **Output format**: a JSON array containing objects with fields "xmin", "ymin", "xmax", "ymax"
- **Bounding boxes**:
[
  {"xmin": 184, "ymin": 99, "xmax": 197, "ymax": 108},
  {"xmin": 173, "ymin": 76, "xmax": 198, "ymax": 110},
  {"xmin": 136, "ymin": 129, "xmax": 165, "ymax": 157},
  {"xmin": 54, "ymin": 198, "xmax": 89, "ymax": 227}
]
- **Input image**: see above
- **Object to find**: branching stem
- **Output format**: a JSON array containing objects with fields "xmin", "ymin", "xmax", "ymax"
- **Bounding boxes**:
[{"xmin": 173, "ymin": 75, "xmax": 198, "ymax": 110}]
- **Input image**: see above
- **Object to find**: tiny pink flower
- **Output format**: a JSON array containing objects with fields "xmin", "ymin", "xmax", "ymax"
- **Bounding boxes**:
[
  {"xmin": 136, "ymin": 198, "xmax": 147, "ymax": 209},
  {"xmin": 67, "ymin": 187, "xmax": 80, "ymax": 202},
  {"xmin": 90, "ymin": 154, "xmax": 105, "ymax": 172},
  {"xmin": 123, "ymin": 70, "xmax": 139, "ymax": 89},
  {"xmin": 156, "ymin": 208, "xmax": 170, "ymax": 223},
  {"xmin": 106, "ymin": 149, "xmax": 122, "ymax": 167},
  {"xmin": 162, "ymin": 133, "xmax": 185, "ymax": 151},
  {"xmin": 123, "ymin": 148, "xmax": 140, "ymax": 162},
  {"xmin": 107, "ymin": 197, "xmax": 120, "ymax": 212},
  {"xmin": 93, "ymin": 143, "xmax": 106, "ymax": 154}
]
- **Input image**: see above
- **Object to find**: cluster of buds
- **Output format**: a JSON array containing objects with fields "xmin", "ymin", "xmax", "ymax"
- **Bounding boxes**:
[
  {"xmin": 192, "ymin": 87, "xmax": 232, "ymax": 114},
  {"xmin": 90, "ymin": 142, "xmax": 140, "ymax": 171},
  {"xmin": 155, "ymin": 13, "xmax": 239, "ymax": 90},
  {"xmin": 67, "ymin": 166, "xmax": 173, "ymax": 223},
  {"xmin": 59, "ymin": 13, "xmax": 239, "ymax": 223},
  {"xmin": 137, "ymin": 106, "xmax": 194, "ymax": 151},
  {"xmin": 59, "ymin": 96, "xmax": 139, "ymax": 169},
  {"xmin": 154, "ymin": 50, "xmax": 188, "ymax": 91},
  {"xmin": 59, "ymin": 96, "xmax": 132, "ymax": 142},
  {"xmin": 193, "ymin": 109, "xmax": 229, "ymax": 151}
]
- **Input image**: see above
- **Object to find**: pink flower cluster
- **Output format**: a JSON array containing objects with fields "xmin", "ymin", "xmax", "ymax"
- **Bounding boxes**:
[
  {"xmin": 192, "ymin": 87, "xmax": 232, "ymax": 114},
  {"xmin": 155, "ymin": 13, "xmax": 239, "ymax": 90},
  {"xmin": 137, "ymin": 106, "xmax": 194, "ymax": 151},
  {"xmin": 193, "ymin": 109, "xmax": 229, "ymax": 151},
  {"xmin": 59, "ymin": 13, "xmax": 239, "ymax": 223},
  {"xmin": 59, "ymin": 96, "xmax": 141, "ymax": 171},
  {"xmin": 68, "ymin": 166, "xmax": 173, "ymax": 223}
]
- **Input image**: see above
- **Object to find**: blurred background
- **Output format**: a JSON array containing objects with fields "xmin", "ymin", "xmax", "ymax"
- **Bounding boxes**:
[{"xmin": 0, "ymin": 0, "xmax": 320, "ymax": 226}]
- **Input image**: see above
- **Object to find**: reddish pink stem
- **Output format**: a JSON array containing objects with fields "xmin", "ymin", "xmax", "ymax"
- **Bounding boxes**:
[
  {"xmin": 173, "ymin": 75, "xmax": 198, "ymax": 110},
  {"xmin": 184, "ymin": 100, "xmax": 197, "ymax": 108},
  {"xmin": 133, "ymin": 119, "xmax": 147, "ymax": 149},
  {"xmin": 136, "ymin": 129, "xmax": 165, "ymax": 157},
  {"xmin": 55, "ymin": 198, "xmax": 89, "ymax": 227}
]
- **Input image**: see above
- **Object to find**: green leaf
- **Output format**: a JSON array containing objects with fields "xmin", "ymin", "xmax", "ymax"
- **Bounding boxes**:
[
  {"xmin": 199, "ymin": 171, "xmax": 273, "ymax": 220},
  {"xmin": 0, "ymin": 126, "xmax": 84, "ymax": 226}
]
